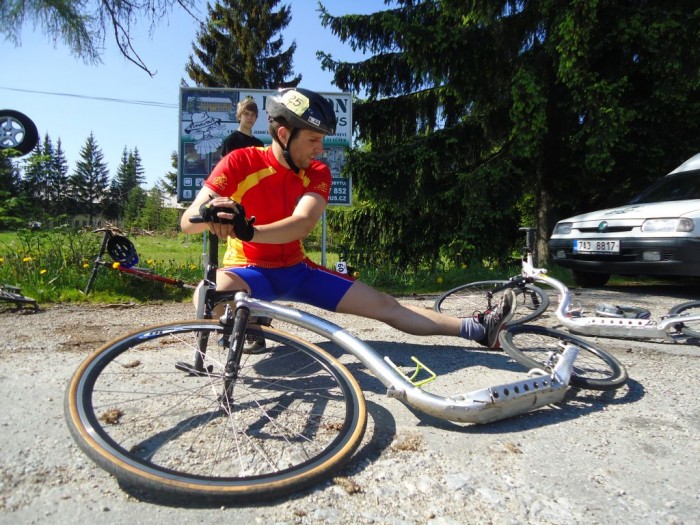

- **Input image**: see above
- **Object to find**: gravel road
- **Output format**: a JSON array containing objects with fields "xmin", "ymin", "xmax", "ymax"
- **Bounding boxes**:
[{"xmin": 1, "ymin": 283, "xmax": 698, "ymax": 524}]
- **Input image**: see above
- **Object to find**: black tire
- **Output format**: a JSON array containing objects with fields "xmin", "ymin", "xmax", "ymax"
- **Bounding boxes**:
[
  {"xmin": 434, "ymin": 280, "xmax": 549, "ymax": 325},
  {"xmin": 65, "ymin": 321, "xmax": 366, "ymax": 503},
  {"xmin": 0, "ymin": 109, "xmax": 39, "ymax": 155},
  {"xmin": 500, "ymin": 325, "xmax": 627, "ymax": 390},
  {"xmin": 572, "ymin": 270, "xmax": 610, "ymax": 288},
  {"xmin": 667, "ymin": 300, "xmax": 700, "ymax": 338}
]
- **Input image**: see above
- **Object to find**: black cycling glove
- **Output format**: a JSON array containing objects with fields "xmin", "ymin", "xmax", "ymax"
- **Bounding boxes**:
[
  {"xmin": 231, "ymin": 203, "xmax": 256, "ymax": 241},
  {"xmin": 198, "ymin": 200, "xmax": 256, "ymax": 241}
]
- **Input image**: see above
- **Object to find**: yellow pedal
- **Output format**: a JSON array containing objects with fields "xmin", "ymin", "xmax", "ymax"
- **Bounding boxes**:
[{"xmin": 384, "ymin": 356, "xmax": 437, "ymax": 387}]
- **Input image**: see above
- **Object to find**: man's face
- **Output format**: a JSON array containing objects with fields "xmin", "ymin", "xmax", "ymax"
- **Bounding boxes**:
[
  {"xmin": 239, "ymin": 109, "xmax": 257, "ymax": 126},
  {"xmin": 289, "ymin": 129, "xmax": 326, "ymax": 170}
]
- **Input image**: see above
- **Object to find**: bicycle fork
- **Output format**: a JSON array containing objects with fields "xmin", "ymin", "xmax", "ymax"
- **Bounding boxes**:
[{"xmin": 218, "ymin": 303, "xmax": 251, "ymax": 413}]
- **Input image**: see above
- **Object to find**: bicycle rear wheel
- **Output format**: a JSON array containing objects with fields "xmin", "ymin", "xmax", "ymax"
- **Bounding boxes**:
[
  {"xmin": 434, "ymin": 280, "xmax": 549, "ymax": 325},
  {"xmin": 500, "ymin": 325, "xmax": 627, "ymax": 390},
  {"xmin": 667, "ymin": 300, "xmax": 700, "ymax": 338},
  {"xmin": 65, "ymin": 321, "xmax": 366, "ymax": 502}
]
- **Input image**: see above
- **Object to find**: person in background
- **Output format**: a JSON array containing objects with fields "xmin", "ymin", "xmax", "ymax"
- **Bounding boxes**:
[
  {"xmin": 220, "ymin": 96, "xmax": 264, "ymax": 156},
  {"xmin": 182, "ymin": 87, "xmax": 515, "ymax": 353}
]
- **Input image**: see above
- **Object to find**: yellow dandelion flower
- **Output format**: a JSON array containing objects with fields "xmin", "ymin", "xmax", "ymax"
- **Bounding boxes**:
[
  {"xmin": 40, "ymin": 269, "xmax": 47, "ymax": 275},
  {"xmin": 83, "ymin": 263, "xmax": 90, "ymax": 268},
  {"xmin": 112, "ymin": 262, "xmax": 121, "ymax": 269},
  {"xmin": 23, "ymin": 257, "xmax": 33, "ymax": 263},
  {"xmin": 437, "ymin": 276, "xmax": 444, "ymax": 284}
]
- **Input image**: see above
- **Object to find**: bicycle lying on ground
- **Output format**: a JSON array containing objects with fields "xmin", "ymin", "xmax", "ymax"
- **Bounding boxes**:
[
  {"xmin": 65, "ymin": 220, "xmax": 626, "ymax": 503},
  {"xmin": 83, "ymin": 226, "xmax": 197, "ymax": 295},
  {"xmin": 0, "ymin": 284, "xmax": 38, "ymax": 310},
  {"xmin": 435, "ymin": 228, "xmax": 700, "ymax": 345}
]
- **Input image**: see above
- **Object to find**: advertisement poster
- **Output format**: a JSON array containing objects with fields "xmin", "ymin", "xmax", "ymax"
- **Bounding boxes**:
[{"xmin": 178, "ymin": 88, "xmax": 352, "ymax": 205}]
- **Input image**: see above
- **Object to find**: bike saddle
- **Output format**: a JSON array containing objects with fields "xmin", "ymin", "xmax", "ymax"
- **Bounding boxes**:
[{"xmin": 107, "ymin": 235, "xmax": 139, "ymax": 268}]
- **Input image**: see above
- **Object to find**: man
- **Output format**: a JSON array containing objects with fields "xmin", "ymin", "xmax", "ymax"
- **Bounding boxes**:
[
  {"xmin": 220, "ymin": 96, "xmax": 264, "ymax": 156},
  {"xmin": 181, "ymin": 87, "xmax": 514, "ymax": 349}
]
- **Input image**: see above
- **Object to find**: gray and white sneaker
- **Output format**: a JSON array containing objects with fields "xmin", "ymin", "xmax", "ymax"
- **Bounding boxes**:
[
  {"xmin": 476, "ymin": 289, "xmax": 516, "ymax": 349},
  {"xmin": 242, "ymin": 335, "xmax": 267, "ymax": 354}
]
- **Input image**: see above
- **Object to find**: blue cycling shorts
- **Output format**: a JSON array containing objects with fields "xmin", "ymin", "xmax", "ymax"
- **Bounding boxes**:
[{"xmin": 224, "ymin": 258, "xmax": 356, "ymax": 312}]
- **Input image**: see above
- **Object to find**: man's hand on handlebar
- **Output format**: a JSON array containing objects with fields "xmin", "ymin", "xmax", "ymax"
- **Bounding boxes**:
[{"xmin": 189, "ymin": 197, "xmax": 256, "ymax": 241}]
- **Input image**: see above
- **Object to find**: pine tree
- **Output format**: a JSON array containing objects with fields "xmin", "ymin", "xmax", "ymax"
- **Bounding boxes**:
[
  {"xmin": 21, "ymin": 135, "xmax": 51, "ymax": 221},
  {"xmin": 0, "ymin": 150, "xmax": 25, "ymax": 229},
  {"xmin": 69, "ymin": 133, "xmax": 110, "ymax": 225},
  {"xmin": 186, "ymin": 0, "xmax": 301, "ymax": 88},
  {"xmin": 157, "ymin": 151, "xmax": 179, "ymax": 197},
  {"xmin": 47, "ymin": 138, "xmax": 70, "ymax": 217},
  {"xmin": 319, "ymin": 1, "xmax": 700, "ymax": 266}
]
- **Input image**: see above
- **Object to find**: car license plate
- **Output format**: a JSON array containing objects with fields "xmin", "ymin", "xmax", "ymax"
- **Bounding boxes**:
[{"xmin": 573, "ymin": 239, "xmax": 620, "ymax": 254}]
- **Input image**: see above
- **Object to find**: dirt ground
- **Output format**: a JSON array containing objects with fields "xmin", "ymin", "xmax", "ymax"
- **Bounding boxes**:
[{"xmin": 0, "ymin": 283, "xmax": 698, "ymax": 524}]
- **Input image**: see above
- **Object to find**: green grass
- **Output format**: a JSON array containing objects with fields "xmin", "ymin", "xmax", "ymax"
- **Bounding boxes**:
[{"xmin": 0, "ymin": 228, "xmax": 578, "ymax": 304}]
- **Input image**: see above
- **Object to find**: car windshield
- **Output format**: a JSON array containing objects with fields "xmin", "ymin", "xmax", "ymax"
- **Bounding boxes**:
[{"xmin": 629, "ymin": 170, "xmax": 700, "ymax": 204}]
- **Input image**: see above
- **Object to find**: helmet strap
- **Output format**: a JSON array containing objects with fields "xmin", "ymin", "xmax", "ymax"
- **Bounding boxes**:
[{"xmin": 274, "ymin": 126, "xmax": 301, "ymax": 173}]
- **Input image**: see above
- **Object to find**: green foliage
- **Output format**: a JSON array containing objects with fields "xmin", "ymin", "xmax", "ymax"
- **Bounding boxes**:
[
  {"xmin": 69, "ymin": 132, "xmax": 110, "ymax": 224},
  {"xmin": 186, "ymin": 0, "xmax": 301, "ymax": 88},
  {"xmin": 320, "ymin": 0, "xmax": 700, "ymax": 264},
  {"xmin": 1, "ymin": 0, "xmax": 198, "ymax": 76},
  {"xmin": 0, "ymin": 229, "xmax": 202, "ymax": 303}
]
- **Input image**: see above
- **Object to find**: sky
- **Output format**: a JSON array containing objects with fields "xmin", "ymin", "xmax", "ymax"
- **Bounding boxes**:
[{"xmin": 2, "ymin": 1, "xmax": 391, "ymax": 188}]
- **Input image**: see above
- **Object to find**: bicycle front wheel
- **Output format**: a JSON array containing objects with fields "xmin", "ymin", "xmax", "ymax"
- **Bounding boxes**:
[
  {"xmin": 434, "ymin": 280, "xmax": 549, "ymax": 325},
  {"xmin": 65, "ymin": 321, "xmax": 366, "ymax": 502},
  {"xmin": 500, "ymin": 325, "xmax": 627, "ymax": 390},
  {"xmin": 667, "ymin": 300, "xmax": 700, "ymax": 338}
]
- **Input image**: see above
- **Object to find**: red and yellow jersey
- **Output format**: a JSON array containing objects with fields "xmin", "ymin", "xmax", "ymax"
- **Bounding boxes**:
[{"xmin": 203, "ymin": 146, "xmax": 332, "ymax": 268}]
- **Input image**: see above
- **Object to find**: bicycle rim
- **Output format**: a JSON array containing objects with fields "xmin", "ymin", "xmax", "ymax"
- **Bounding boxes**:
[
  {"xmin": 500, "ymin": 325, "xmax": 627, "ymax": 390},
  {"xmin": 667, "ymin": 300, "xmax": 700, "ymax": 338},
  {"xmin": 65, "ymin": 321, "xmax": 366, "ymax": 502},
  {"xmin": 434, "ymin": 280, "xmax": 549, "ymax": 325}
]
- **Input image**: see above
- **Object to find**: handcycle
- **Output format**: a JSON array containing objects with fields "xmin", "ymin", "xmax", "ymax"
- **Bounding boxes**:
[
  {"xmin": 64, "ymin": 218, "xmax": 625, "ymax": 504},
  {"xmin": 435, "ymin": 227, "xmax": 700, "ymax": 345},
  {"xmin": 83, "ymin": 226, "xmax": 197, "ymax": 295}
]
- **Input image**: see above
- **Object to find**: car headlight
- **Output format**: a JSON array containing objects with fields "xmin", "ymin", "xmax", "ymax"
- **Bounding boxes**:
[
  {"xmin": 553, "ymin": 222, "xmax": 572, "ymax": 235},
  {"xmin": 641, "ymin": 218, "xmax": 694, "ymax": 233}
]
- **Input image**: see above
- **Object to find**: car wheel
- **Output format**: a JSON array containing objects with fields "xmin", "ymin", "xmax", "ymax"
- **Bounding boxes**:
[
  {"xmin": 0, "ymin": 110, "xmax": 39, "ymax": 156},
  {"xmin": 572, "ymin": 270, "xmax": 610, "ymax": 288}
]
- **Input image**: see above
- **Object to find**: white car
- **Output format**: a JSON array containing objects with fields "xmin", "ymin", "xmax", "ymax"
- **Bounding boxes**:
[{"xmin": 549, "ymin": 153, "xmax": 700, "ymax": 287}]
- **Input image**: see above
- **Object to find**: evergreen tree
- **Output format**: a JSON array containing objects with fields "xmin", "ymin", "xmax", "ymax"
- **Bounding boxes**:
[
  {"xmin": 0, "ymin": 150, "xmax": 25, "ymax": 230},
  {"xmin": 110, "ymin": 146, "xmax": 147, "ymax": 220},
  {"xmin": 123, "ymin": 186, "xmax": 148, "ymax": 228},
  {"xmin": 319, "ymin": 1, "xmax": 700, "ymax": 266},
  {"xmin": 47, "ymin": 138, "xmax": 70, "ymax": 217},
  {"xmin": 157, "ymin": 151, "xmax": 179, "ymax": 198},
  {"xmin": 186, "ymin": 0, "xmax": 301, "ymax": 88},
  {"xmin": 69, "ymin": 133, "xmax": 110, "ymax": 225},
  {"xmin": 21, "ymin": 135, "xmax": 51, "ymax": 220}
]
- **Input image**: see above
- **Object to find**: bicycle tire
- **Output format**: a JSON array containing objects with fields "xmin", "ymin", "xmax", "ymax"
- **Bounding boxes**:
[
  {"xmin": 667, "ymin": 300, "xmax": 700, "ymax": 338},
  {"xmin": 500, "ymin": 325, "xmax": 627, "ymax": 390},
  {"xmin": 65, "ymin": 321, "xmax": 366, "ymax": 503},
  {"xmin": 434, "ymin": 280, "xmax": 549, "ymax": 325}
]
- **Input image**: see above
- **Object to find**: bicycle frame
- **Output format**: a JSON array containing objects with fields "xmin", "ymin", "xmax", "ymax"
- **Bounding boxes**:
[
  {"xmin": 516, "ymin": 236, "xmax": 700, "ymax": 342},
  {"xmin": 225, "ymin": 289, "xmax": 577, "ymax": 424},
  {"xmin": 84, "ymin": 228, "xmax": 195, "ymax": 294}
]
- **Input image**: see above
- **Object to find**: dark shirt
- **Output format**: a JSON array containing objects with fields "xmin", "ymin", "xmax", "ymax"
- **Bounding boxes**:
[{"xmin": 221, "ymin": 130, "xmax": 264, "ymax": 156}]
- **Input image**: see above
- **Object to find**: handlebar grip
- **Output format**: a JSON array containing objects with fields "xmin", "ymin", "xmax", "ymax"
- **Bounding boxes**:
[{"xmin": 188, "ymin": 214, "xmax": 235, "ymax": 225}]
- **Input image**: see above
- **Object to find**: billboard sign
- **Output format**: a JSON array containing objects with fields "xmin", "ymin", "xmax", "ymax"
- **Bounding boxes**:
[{"xmin": 177, "ymin": 88, "xmax": 352, "ymax": 203}]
